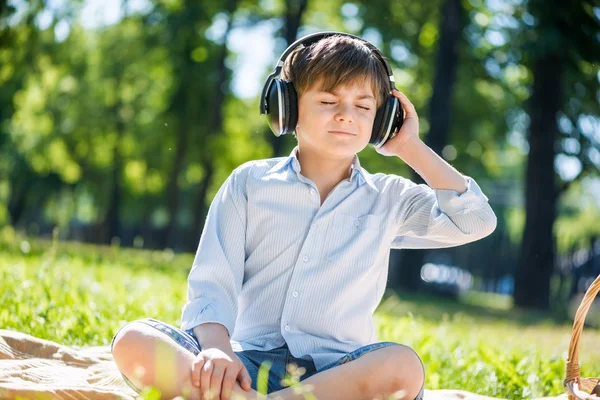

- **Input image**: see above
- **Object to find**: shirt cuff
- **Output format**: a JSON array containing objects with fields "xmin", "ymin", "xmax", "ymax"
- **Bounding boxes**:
[
  {"xmin": 434, "ymin": 176, "xmax": 490, "ymax": 216},
  {"xmin": 180, "ymin": 298, "xmax": 235, "ymax": 338}
]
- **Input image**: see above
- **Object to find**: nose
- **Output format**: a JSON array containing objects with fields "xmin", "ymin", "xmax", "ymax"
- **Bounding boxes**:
[{"xmin": 334, "ymin": 103, "xmax": 355, "ymax": 123}]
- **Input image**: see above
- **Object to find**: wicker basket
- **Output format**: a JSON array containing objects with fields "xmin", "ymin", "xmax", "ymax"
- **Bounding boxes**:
[{"xmin": 564, "ymin": 274, "xmax": 600, "ymax": 400}]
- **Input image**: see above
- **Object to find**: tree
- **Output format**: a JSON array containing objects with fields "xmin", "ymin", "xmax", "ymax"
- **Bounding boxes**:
[
  {"xmin": 393, "ymin": 0, "xmax": 466, "ymax": 292},
  {"xmin": 268, "ymin": 0, "xmax": 309, "ymax": 158},
  {"xmin": 513, "ymin": 0, "xmax": 600, "ymax": 309},
  {"xmin": 187, "ymin": 0, "xmax": 239, "ymax": 250}
]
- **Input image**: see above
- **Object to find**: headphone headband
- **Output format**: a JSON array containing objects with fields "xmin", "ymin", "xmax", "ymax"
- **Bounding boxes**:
[{"xmin": 259, "ymin": 31, "xmax": 395, "ymax": 115}]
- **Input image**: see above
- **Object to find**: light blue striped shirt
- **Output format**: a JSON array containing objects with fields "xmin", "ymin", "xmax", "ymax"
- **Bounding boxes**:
[{"xmin": 180, "ymin": 145, "xmax": 496, "ymax": 370}]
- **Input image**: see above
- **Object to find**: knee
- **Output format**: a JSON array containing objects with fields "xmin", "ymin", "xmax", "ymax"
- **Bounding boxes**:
[
  {"xmin": 111, "ymin": 322, "xmax": 155, "ymax": 384},
  {"xmin": 111, "ymin": 322, "xmax": 142, "ymax": 363},
  {"xmin": 381, "ymin": 345, "xmax": 425, "ymax": 400}
]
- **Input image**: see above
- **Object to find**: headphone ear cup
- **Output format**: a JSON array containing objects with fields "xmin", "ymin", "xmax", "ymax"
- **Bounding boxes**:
[
  {"xmin": 281, "ymin": 80, "xmax": 298, "ymax": 135},
  {"xmin": 371, "ymin": 104, "xmax": 386, "ymax": 145},
  {"xmin": 266, "ymin": 79, "xmax": 283, "ymax": 135},
  {"xmin": 266, "ymin": 79, "xmax": 299, "ymax": 136},
  {"xmin": 371, "ymin": 96, "xmax": 402, "ymax": 147}
]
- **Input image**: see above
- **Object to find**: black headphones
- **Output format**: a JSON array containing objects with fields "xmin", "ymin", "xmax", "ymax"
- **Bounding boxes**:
[{"xmin": 259, "ymin": 31, "xmax": 403, "ymax": 149}]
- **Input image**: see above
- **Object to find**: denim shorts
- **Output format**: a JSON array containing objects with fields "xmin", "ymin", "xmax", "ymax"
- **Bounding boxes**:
[{"xmin": 111, "ymin": 317, "xmax": 424, "ymax": 399}]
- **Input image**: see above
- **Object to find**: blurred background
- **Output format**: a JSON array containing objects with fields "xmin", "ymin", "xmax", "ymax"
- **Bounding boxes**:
[{"xmin": 0, "ymin": 0, "xmax": 598, "ymax": 313}]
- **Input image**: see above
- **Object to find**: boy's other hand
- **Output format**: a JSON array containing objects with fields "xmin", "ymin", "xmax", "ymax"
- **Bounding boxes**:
[
  {"xmin": 191, "ymin": 346, "xmax": 252, "ymax": 400},
  {"xmin": 375, "ymin": 89, "xmax": 420, "ymax": 157}
]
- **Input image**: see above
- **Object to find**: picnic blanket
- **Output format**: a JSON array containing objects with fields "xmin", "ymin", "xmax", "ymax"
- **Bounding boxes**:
[{"xmin": 0, "ymin": 328, "xmax": 569, "ymax": 400}]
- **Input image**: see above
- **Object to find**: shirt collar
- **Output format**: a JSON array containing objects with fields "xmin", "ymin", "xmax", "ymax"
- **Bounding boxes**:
[{"xmin": 267, "ymin": 145, "xmax": 378, "ymax": 192}]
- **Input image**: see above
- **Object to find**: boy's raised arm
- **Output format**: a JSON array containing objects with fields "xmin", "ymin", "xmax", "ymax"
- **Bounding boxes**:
[
  {"xmin": 391, "ymin": 174, "xmax": 497, "ymax": 249},
  {"xmin": 394, "ymin": 135, "xmax": 468, "ymax": 194},
  {"xmin": 180, "ymin": 165, "xmax": 248, "ymax": 342},
  {"xmin": 377, "ymin": 90, "xmax": 496, "ymax": 249}
]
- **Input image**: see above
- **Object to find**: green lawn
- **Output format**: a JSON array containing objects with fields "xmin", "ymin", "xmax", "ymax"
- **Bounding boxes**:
[{"xmin": 1, "ymin": 231, "xmax": 598, "ymax": 399}]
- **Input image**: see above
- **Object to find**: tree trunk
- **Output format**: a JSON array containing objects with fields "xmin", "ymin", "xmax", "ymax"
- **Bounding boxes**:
[
  {"xmin": 188, "ymin": 161, "xmax": 215, "ymax": 250},
  {"xmin": 161, "ymin": 1, "xmax": 204, "ymax": 249},
  {"xmin": 102, "ymin": 93, "xmax": 126, "ymax": 244},
  {"xmin": 104, "ymin": 141, "xmax": 122, "ymax": 244},
  {"xmin": 513, "ymin": 52, "xmax": 563, "ymax": 310},
  {"xmin": 392, "ymin": 0, "xmax": 463, "ymax": 292},
  {"xmin": 187, "ymin": 0, "xmax": 238, "ymax": 251},
  {"xmin": 101, "ymin": 3, "xmax": 130, "ymax": 245},
  {"xmin": 269, "ymin": 0, "xmax": 307, "ymax": 158},
  {"xmin": 7, "ymin": 162, "xmax": 34, "ymax": 226},
  {"xmin": 161, "ymin": 114, "xmax": 188, "ymax": 249}
]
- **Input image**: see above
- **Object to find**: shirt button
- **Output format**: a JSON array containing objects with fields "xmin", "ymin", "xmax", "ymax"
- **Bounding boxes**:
[
  {"xmin": 285, "ymin": 325, "xmax": 290, "ymax": 332},
  {"xmin": 302, "ymin": 255, "xmax": 309, "ymax": 262},
  {"xmin": 309, "ymin": 188, "xmax": 316, "ymax": 195},
  {"xmin": 354, "ymin": 220, "xmax": 360, "ymax": 227},
  {"xmin": 292, "ymin": 291, "xmax": 298, "ymax": 297}
]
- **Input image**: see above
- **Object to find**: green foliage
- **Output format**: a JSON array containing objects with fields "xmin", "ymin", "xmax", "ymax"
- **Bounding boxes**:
[
  {"xmin": 257, "ymin": 360, "xmax": 272, "ymax": 395},
  {"xmin": 0, "ymin": 232, "xmax": 192, "ymax": 345},
  {"xmin": 374, "ymin": 295, "xmax": 600, "ymax": 399},
  {"xmin": 555, "ymin": 178, "xmax": 600, "ymax": 253}
]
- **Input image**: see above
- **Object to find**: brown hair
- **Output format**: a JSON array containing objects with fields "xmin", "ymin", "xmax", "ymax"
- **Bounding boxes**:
[{"xmin": 281, "ymin": 34, "xmax": 390, "ymax": 109}]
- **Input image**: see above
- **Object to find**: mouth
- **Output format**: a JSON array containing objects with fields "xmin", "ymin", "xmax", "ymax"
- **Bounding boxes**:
[{"xmin": 329, "ymin": 131, "xmax": 356, "ymax": 136}]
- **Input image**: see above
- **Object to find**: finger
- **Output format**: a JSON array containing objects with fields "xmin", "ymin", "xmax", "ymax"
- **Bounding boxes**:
[
  {"xmin": 200, "ymin": 359, "xmax": 213, "ymax": 399},
  {"xmin": 392, "ymin": 90, "xmax": 417, "ymax": 117},
  {"xmin": 237, "ymin": 365, "xmax": 252, "ymax": 391},
  {"xmin": 191, "ymin": 357, "xmax": 205, "ymax": 388},
  {"xmin": 210, "ymin": 364, "xmax": 226, "ymax": 400},
  {"xmin": 221, "ymin": 366, "xmax": 239, "ymax": 400}
]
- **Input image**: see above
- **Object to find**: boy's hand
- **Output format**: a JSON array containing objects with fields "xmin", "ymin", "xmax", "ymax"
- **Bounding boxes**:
[
  {"xmin": 191, "ymin": 347, "xmax": 252, "ymax": 400},
  {"xmin": 375, "ymin": 89, "xmax": 420, "ymax": 157}
]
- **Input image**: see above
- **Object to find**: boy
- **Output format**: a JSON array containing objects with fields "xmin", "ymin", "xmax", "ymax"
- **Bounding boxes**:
[{"xmin": 111, "ymin": 33, "xmax": 496, "ymax": 400}]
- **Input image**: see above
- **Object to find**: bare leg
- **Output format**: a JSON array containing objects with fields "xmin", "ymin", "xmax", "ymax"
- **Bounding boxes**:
[
  {"xmin": 111, "ymin": 322, "xmax": 262, "ymax": 400},
  {"xmin": 267, "ymin": 345, "xmax": 424, "ymax": 400}
]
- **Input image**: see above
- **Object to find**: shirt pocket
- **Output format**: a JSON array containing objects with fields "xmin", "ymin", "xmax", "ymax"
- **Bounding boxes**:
[{"xmin": 324, "ymin": 212, "xmax": 384, "ymax": 269}]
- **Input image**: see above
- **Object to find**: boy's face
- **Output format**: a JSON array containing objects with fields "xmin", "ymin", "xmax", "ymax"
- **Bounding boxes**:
[{"xmin": 295, "ymin": 78, "xmax": 378, "ymax": 159}]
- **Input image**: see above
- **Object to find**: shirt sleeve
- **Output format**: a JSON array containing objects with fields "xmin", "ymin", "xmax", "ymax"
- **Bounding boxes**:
[
  {"xmin": 390, "ymin": 175, "xmax": 497, "ymax": 249},
  {"xmin": 180, "ymin": 165, "xmax": 248, "ymax": 337}
]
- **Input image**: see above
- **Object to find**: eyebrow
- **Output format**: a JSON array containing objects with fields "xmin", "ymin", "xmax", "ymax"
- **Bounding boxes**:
[{"xmin": 319, "ymin": 89, "xmax": 376, "ymax": 101}]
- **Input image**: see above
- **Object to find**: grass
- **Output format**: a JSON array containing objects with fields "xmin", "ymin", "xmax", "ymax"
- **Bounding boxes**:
[{"xmin": 1, "ymin": 228, "xmax": 599, "ymax": 399}]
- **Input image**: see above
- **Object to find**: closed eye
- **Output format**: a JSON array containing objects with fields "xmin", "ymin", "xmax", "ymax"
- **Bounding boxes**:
[{"xmin": 321, "ymin": 101, "xmax": 371, "ymax": 111}]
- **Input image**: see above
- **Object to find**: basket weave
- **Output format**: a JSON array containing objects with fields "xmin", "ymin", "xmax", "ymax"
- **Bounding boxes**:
[{"xmin": 564, "ymin": 274, "xmax": 600, "ymax": 400}]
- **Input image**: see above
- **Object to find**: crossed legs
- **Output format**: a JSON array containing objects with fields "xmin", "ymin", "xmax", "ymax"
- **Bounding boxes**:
[{"xmin": 111, "ymin": 322, "xmax": 424, "ymax": 400}]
